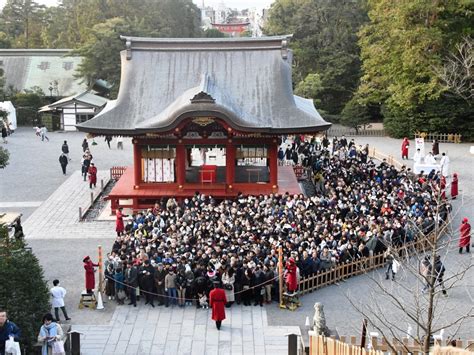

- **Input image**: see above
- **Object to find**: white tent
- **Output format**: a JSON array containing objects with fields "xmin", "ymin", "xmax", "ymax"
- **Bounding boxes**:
[{"xmin": 0, "ymin": 101, "xmax": 17, "ymax": 130}]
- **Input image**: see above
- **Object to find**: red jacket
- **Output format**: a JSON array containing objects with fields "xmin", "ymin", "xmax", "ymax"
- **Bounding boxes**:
[
  {"xmin": 88, "ymin": 166, "xmax": 97, "ymax": 184},
  {"xmin": 209, "ymin": 287, "xmax": 227, "ymax": 321},
  {"xmin": 459, "ymin": 221, "xmax": 471, "ymax": 248},
  {"xmin": 84, "ymin": 260, "xmax": 98, "ymax": 290},
  {"xmin": 285, "ymin": 261, "xmax": 298, "ymax": 292},
  {"xmin": 116, "ymin": 210, "xmax": 125, "ymax": 233}
]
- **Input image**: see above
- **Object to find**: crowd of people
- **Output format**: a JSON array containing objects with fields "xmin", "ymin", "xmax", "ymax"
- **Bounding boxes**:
[{"xmin": 102, "ymin": 136, "xmax": 452, "ymax": 309}]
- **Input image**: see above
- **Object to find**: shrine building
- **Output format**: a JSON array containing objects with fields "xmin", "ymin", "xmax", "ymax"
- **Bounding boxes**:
[{"xmin": 76, "ymin": 35, "xmax": 330, "ymax": 211}]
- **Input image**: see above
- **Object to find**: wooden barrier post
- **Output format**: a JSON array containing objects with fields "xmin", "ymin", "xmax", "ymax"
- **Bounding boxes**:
[
  {"xmin": 101, "ymin": 179, "xmax": 104, "ymax": 190},
  {"xmin": 279, "ymin": 245, "xmax": 284, "ymax": 308},
  {"xmin": 90, "ymin": 192, "xmax": 94, "ymax": 205},
  {"xmin": 98, "ymin": 245, "xmax": 103, "ymax": 293},
  {"xmin": 361, "ymin": 319, "xmax": 368, "ymax": 349},
  {"xmin": 78, "ymin": 207, "xmax": 82, "ymax": 221}
]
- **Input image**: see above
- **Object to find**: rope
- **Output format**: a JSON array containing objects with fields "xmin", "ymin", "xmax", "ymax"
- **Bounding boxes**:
[{"xmin": 104, "ymin": 273, "xmax": 281, "ymax": 302}]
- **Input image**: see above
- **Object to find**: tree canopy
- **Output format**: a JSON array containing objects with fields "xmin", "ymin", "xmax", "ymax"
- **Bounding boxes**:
[{"xmin": 265, "ymin": 0, "xmax": 368, "ymax": 118}]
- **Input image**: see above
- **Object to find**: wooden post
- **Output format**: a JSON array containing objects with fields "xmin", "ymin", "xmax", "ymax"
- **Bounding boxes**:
[
  {"xmin": 225, "ymin": 141, "xmax": 235, "ymax": 188},
  {"xmin": 288, "ymin": 334, "xmax": 298, "ymax": 355},
  {"xmin": 132, "ymin": 140, "xmax": 141, "ymax": 187},
  {"xmin": 278, "ymin": 245, "xmax": 284, "ymax": 307},
  {"xmin": 360, "ymin": 318, "xmax": 368, "ymax": 349},
  {"xmin": 98, "ymin": 245, "xmax": 103, "ymax": 293},
  {"xmin": 78, "ymin": 207, "xmax": 82, "ymax": 221},
  {"xmin": 269, "ymin": 141, "xmax": 278, "ymax": 189},
  {"xmin": 101, "ymin": 179, "xmax": 104, "ymax": 190},
  {"xmin": 90, "ymin": 192, "xmax": 94, "ymax": 205},
  {"xmin": 176, "ymin": 143, "xmax": 186, "ymax": 187}
]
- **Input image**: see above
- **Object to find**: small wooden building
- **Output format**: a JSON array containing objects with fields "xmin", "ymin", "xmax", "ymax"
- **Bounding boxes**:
[{"xmin": 76, "ymin": 35, "xmax": 330, "ymax": 211}]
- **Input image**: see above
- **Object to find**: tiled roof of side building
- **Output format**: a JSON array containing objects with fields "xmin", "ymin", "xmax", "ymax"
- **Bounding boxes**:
[
  {"xmin": 77, "ymin": 35, "xmax": 331, "ymax": 135},
  {"xmin": 0, "ymin": 49, "xmax": 86, "ymax": 97}
]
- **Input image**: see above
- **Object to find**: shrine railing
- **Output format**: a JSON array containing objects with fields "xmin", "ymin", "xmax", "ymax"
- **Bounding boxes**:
[
  {"xmin": 298, "ymin": 233, "xmax": 436, "ymax": 295},
  {"xmin": 110, "ymin": 166, "xmax": 127, "ymax": 180}
]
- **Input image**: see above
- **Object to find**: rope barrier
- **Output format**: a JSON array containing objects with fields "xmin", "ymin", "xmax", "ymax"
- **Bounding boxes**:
[{"xmin": 104, "ymin": 273, "xmax": 282, "ymax": 302}]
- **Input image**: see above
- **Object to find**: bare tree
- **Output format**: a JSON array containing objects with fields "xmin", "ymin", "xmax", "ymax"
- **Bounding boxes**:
[
  {"xmin": 437, "ymin": 36, "xmax": 473, "ymax": 104},
  {"xmin": 346, "ymin": 190, "xmax": 474, "ymax": 354}
]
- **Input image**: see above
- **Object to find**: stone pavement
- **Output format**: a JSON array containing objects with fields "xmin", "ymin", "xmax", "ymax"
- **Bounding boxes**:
[
  {"xmin": 74, "ymin": 304, "xmax": 299, "ymax": 355},
  {"xmin": 4, "ymin": 128, "xmax": 472, "ymax": 352},
  {"xmin": 23, "ymin": 170, "xmax": 113, "ymax": 239},
  {"xmin": 19, "ymin": 162, "xmax": 300, "ymax": 354}
]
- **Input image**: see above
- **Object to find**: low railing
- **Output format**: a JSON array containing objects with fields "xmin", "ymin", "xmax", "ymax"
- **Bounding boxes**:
[
  {"xmin": 416, "ymin": 132, "xmax": 462, "ymax": 143},
  {"xmin": 326, "ymin": 128, "xmax": 387, "ymax": 137},
  {"xmin": 110, "ymin": 166, "xmax": 127, "ymax": 180},
  {"xmin": 293, "ymin": 165, "xmax": 311, "ymax": 181},
  {"xmin": 298, "ymin": 234, "xmax": 435, "ymax": 295},
  {"xmin": 309, "ymin": 335, "xmax": 474, "ymax": 355},
  {"xmin": 369, "ymin": 147, "xmax": 404, "ymax": 170}
]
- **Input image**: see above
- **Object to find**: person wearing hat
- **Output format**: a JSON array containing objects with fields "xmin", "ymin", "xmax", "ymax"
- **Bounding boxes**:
[
  {"xmin": 459, "ymin": 218, "xmax": 471, "ymax": 254},
  {"xmin": 209, "ymin": 281, "xmax": 227, "ymax": 330},
  {"xmin": 83, "ymin": 256, "xmax": 98, "ymax": 294}
]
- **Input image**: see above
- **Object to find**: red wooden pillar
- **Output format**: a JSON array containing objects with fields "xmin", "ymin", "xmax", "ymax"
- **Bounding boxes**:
[
  {"xmin": 269, "ymin": 140, "xmax": 278, "ymax": 189},
  {"xmin": 132, "ymin": 139, "xmax": 141, "ymax": 187},
  {"xmin": 226, "ymin": 140, "xmax": 235, "ymax": 188},
  {"xmin": 176, "ymin": 142, "xmax": 186, "ymax": 187}
]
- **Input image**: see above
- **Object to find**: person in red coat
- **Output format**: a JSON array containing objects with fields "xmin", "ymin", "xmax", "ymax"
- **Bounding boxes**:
[
  {"xmin": 459, "ymin": 218, "xmax": 471, "ymax": 254},
  {"xmin": 115, "ymin": 207, "xmax": 128, "ymax": 236},
  {"xmin": 451, "ymin": 173, "xmax": 458, "ymax": 199},
  {"xmin": 440, "ymin": 175, "xmax": 446, "ymax": 200},
  {"xmin": 285, "ymin": 257, "xmax": 298, "ymax": 293},
  {"xmin": 83, "ymin": 256, "xmax": 99, "ymax": 293},
  {"xmin": 88, "ymin": 163, "xmax": 98, "ymax": 189},
  {"xmin": 401, "ymin": 138, "xmax": 409, "ymax": 160},
  {"xmin": 209, "ymin": 283, "xmax": 227, "ymax": 330}
]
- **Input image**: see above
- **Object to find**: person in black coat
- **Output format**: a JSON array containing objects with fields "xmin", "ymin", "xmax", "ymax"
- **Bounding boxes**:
[
  {"xmin": 140, "ymin": 260, "xmax": 155, "ymax": 307},
  {"xmin": 59, "ymin": 153, "xmax": 68, "ymax": 175},
  {"xmin": 125, "ymin": 262, "xmax": 138, "ymax": 306},
  {"xmin": 61, "ymin": 140, "xmax": 70, "ymax": 160}
]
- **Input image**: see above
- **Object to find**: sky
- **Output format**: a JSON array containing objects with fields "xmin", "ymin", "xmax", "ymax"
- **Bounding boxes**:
[{"xmin": 0, "ymin": 0, "xmax": 275, "ymax": 11}]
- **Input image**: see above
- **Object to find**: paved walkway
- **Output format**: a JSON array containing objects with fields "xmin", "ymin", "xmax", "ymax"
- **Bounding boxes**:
[
  {"xmin": 23, "ymin": 170, "xmax": 113, "ymax": 239},
  {"xmin": 22, "ymin": 168, "xmax": 300, "ymax": 354},
  {"xmin": 4, "ymin": 129, "xmax": 471, "ymax": 352},
  {"xmin": 75, "ymin": 304, "xmax": 298, "ymax": 355}
]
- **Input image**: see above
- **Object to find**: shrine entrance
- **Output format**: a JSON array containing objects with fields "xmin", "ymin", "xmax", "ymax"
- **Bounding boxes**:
[{"xmin": 186, "ymin": 145, "xmax": 227, "ymax": 184}]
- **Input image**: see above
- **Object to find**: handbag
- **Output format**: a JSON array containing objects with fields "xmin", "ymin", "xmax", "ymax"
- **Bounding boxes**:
[
  {"xmin": 52, "ymin": 340, "xmax": 65, "ymax": 355},
  {"xmin": 392, "ymin": 259, "xmax": 400, "ymax": 274},
  {"xmin": 5, "ymin": 336, "xmax": 21, "ymax": 355},
  {"xmin": 224, "ymin": 284, "xmax": 233, "ymax": 291}
]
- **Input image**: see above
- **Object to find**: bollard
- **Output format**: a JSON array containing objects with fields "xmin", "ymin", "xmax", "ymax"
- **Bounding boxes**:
[
  {"xmin": 79, "ymin": 207, "xmax": 82, "ymax": 221},
  {"xmin": 287, "ymin": 333, "xmax": 298, "ymax": 355},
  {"xmin": 101, "ymin": 179, "xmax": 104, "ymax": 190},
  {"xmin": 70, "ymin": 331, "xmax": 81, "ymax": 355},
  {"xmin": 90, "ymin": 192, "xmax": 94, "ymax": 205}
]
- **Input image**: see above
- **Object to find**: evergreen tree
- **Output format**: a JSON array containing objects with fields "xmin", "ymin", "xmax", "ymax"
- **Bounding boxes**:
[
  {"xmin": 0, "ymin": 224, "xmax": 50, "ymax": 354},
  {"xmin": 265, "ymin": 0, "xmax": 368, "ymax": 118}
]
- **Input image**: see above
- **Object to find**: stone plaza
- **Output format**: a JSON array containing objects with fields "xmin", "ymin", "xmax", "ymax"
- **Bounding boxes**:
[{"xmin": 1, "ymin": 128, "xmax": 473, "ymax": 354}]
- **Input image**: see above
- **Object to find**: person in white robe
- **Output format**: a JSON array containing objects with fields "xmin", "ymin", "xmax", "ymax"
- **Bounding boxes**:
[
  {"xmin": 440, "ymin": 153, "xmax": 450, "ymax": 177},
  {"xmin": 424, "ymin": 152, "xmax": 436, "ymax": 165},
  {"xmin": 413, "ymin": 149, "xmax": 423, "ymax": 164}
]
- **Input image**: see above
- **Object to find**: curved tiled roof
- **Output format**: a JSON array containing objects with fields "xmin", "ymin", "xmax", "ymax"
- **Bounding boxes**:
[{"xmin": 77, "ymin": 35, "xmax": 330, "ymax": 135}]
